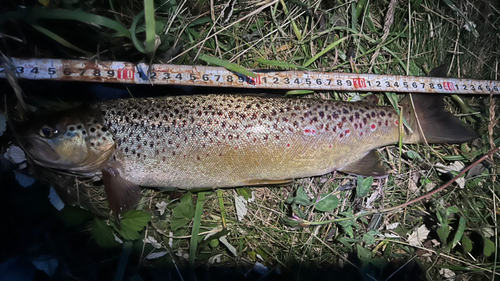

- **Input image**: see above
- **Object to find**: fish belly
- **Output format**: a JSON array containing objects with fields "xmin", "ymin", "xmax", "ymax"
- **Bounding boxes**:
[{"xmin": 98, "ymin": 95, "xmax": 400, "ymax": 189}]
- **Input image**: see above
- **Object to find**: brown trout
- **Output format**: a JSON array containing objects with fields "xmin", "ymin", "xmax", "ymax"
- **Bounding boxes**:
[{"xmin": 17, "ymin": 68, "xmax": 478, "ymax": 214}]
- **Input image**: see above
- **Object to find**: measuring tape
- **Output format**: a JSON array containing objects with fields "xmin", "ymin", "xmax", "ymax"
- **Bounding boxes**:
[{"xmin": 1, "ymin": 57, "xmax": 498, "ymax": 95}]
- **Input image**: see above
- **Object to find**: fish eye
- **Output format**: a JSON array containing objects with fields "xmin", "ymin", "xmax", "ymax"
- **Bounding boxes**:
[{"xmin": 39, "ymin": 126, "xmax": 54, "ymax": 138}]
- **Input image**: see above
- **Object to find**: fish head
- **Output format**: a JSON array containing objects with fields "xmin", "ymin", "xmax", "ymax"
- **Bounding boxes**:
[{"xmin": 17, "ymin": 107, "xmax": 115, "ymax": 175}]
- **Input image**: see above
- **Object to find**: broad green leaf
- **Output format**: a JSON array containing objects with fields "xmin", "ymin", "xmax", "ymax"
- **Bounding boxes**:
[
  {"xmin": 451, "ymin": 217, "xmax": 466, "ymax": 248},
  {"xmin": 447, "ymin": 206, "xmax": 460, "ymax": 214},
  {"xmin": 406, "ymin": 150, "xmax": 421, "ymax": 160},
  {"xmin": 370, "ymin": 258, "xmax": 387, "ymax": 269},
  {"xmin": 338, "ymin": 211, "xmax": 355, "ymax": 238},
  {"xmin": 356, "ymin": 176, "xmax": 373, "ymax": 198},
  {"xmin": 437, "ymin": 225, "xmax": 450, "ymax": 245},
  {"xmin": 116, "ymin": 210, "xmax": 151, "ymax": 240},
  {"xmin": 236, "ymin": 187, "xmax": 252, "ymax": 200},
  {"xmin": 294, "ymin": 186, "xmax": 312, "ymax": 206},
  {"xmin": 198, "ymin": 53, "xmax": 256, "ymax": 78},
  {"xmin": 356, "ymin": 244, "xmax": 372, "ymax": 264},
  {"xmin": 171, "ymin": 193, "xmax": 195, "ymax": 231},
  {"xmin": 461, "ymin": 234, "xmax": 473, "ymax": 254},
  {"xmin": 92, "ymin": 218, "xmax": 120, "ymax": 248},
  {"xmin": 61, "ymin": 205, "xmax": 92, "ymax": 227},
  {"xmin": 363, "ymin": 230, "xmax": 379, "ymax": 245},
  {"xmin": 314, "ymin": 194, "xmax": 340, "ymax": 212},
  {"xmin": 483, "ymin": 238, "xmax": 495, "ymax": 257}
]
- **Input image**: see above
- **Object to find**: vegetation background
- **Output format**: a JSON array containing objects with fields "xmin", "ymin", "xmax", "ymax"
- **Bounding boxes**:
[{"xmin": 0, "ymin": 0, "xmax": 499, "ymax": 280}]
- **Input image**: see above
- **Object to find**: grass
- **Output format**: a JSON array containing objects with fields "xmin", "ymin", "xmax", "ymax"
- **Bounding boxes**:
[{"xmin": 1, "ymin": 0, "xmax": 499, "ymax": 280}]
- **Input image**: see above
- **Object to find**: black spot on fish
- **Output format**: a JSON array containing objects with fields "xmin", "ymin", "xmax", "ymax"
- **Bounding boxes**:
[
  {"xmin": 319, "ymin": 112, "xmax": 325, "ymax": 118},
  {"xmin": 349, "ymin": 116, "xmax": 354, "ymax": 122},
  {"xmin": 90, "ymin": 127, "xmax": 96, "ymax": 133},
  {"xmin": 380, "ymin": 111, "xmax": 386, "ymax": 117},
  {"xmin": 355, "ymin": 112, "xmax": 360, "ymax": 119},
  {"xmin": 371, "ymin": 112, "xmax": 376, "ymax": 118},
  {"xmin": 388, "ymin": 113, "xmax": 392, "ymax": 118},
  {"xmin": 342, "ymin": 109, "xmax": 349, "ymax": 114}
]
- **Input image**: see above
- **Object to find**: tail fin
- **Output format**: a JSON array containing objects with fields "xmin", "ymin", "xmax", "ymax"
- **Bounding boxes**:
[{"xmin": 400, "ymin": 65, "xmax": 479, "ymax": 144}]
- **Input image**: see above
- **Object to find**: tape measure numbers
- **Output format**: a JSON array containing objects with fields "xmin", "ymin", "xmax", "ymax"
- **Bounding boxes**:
[{"xmin": 1, "ymin": 57, "xmax": 498, "ymax": 95}]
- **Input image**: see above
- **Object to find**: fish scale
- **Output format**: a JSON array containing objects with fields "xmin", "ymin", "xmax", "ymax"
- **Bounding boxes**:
[{"xmin": 97, "ymin": 94, "xmax": 400, "ymax": 189}]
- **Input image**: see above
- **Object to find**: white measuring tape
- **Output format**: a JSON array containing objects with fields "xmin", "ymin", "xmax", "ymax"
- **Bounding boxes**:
[{"xmin": 1, "ymin": 57, "xmax": 498, "ymax": 95}]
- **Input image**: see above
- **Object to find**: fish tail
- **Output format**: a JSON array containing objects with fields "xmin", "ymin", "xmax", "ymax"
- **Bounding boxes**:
[{"xmin": 400, "ymin": 65, "xmax": 479, "ymax": 144}]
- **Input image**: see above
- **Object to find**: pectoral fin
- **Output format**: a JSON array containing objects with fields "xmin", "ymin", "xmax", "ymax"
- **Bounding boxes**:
[
  {"xmin": 244, "ymin": 179, "xmax": 294, "ymax": 186},
  {"xmin": 339, "ymin": 150, "xmax": 388, "ymax": 178},
  {"xmin": 102, "ymin": 166, "xmax": 141, "ymax": 217}
]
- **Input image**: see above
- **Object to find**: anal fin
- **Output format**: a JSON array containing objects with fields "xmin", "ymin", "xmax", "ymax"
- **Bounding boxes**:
[
  {"xmin": 339, "ymin": 150, "xmax": 388, "ymax": 178},
  {"xmin": 102, "ymin": 166, "xmax": 141, "ymax": 217}
]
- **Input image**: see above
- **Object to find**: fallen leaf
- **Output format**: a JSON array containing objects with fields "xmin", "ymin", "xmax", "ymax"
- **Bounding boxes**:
[{"xmin": 407, "ymin": 225, "xmax": 430, "ymax": 246}]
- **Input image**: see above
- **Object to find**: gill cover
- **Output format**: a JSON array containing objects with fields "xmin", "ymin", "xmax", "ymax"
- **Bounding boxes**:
[{"xmin": 19, "ymin": 106, "xmax": 115, "ymax": 175}]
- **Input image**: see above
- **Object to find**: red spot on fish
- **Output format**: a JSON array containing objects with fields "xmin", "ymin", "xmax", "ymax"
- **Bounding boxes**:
[
  {"xmin": 345, "ymin": 129, "xmax": 350, "ymax": 135},
  {"xmin": 305, "ymin": 129, "xmax": 310, "ymax": 133},
  {"xmin": 339, "ymin": 133, "xmax": 344, "ymax": 138},
  {"xmin": 329, "ymin": 145, "xmax": 332, "ymax": 148},
  {"xmin": 286, "ymin": 143, "xmax": 290, "ymax": 147},
  {"xmin": 395, "ymin": 120, "xmax": 398, "ymax": 125},
  {"xmin": 162, "ymin": 156, "xmax": 166, "ymax": 162},
  {"xmin": 371, "ymin": 124, "xmax": 376, "ymax": 130},
  {"xmin": 235, "ymin": 145, "xmax": 239, "ymax": 149}
]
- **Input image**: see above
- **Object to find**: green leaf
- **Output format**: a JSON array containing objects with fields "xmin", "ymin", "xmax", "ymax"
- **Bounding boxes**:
[
  {"xmin": 406, "ymin": 150, "xmax": 421, "ymax": 160},
  {"xmin": 116, "ymin": 210, "xmax": 151, "ymax": 240},
  {"xmin": 92, "ymin": 218, "xmax": 120, "ymax": 248},
  {"xmin": 31, "ymin": 25, "xmax": 92, "ymax": 56},
  {"xmin": 254, "ymin": 58, "xmax": 307, "ymax": 70},
  {"xmin": 356, "ymin": 176, "xmax": 373, "ymax": 198},
  {"xmin": 356, "ymin": 244, "xmax": 372, "ymax": 264},
  {"xmin": 363, "ymin": 230, "xmax": 379, "ymax": 245},
  {"xmin": 236, "ymin": 187, "xmax": 252, "ymax": 200},
  {"xmin": 370, "ymin": 258, "xmax": 387, "ymax": 269},
  {"xmin": 285, "ymin": 90, "xmax": 315, "ymax": 96},
  {"xmin": 451, "ymin": 217, "xmax": 466, "ymax": 248},
  {"xmin": 60, "ymin": 205, "xmax": 93, "ymax": 227},
  {"xmin": 447, "ymin": 206, "xmax": 460, "ymax": 214},
  {"xmin": 189, "ymin": 192, "xmax": 207, "ymax": 266},
  {"xmin": 198, "ymin": 53, "xmax": 256, "ymax": 78},
  {"xmin": 2, "ymin": 8, "xmax": 131, "ymax": 38},
  {"xmin": 338, "ymin": 211, "xmax": 356, "ymax": 238},
  {"xmin": 461, "ymin": 234, "xmax": 473, "ymax": 254},
  {"xmin": 294, "ymin": 186, "xmax": 312, "ymax": 206},
  {"xmin": 303, "ymin": 36, "xmax": 348, "ymax": 67},
  {"xmin": 171, "ymin": 193, "xmax": 195, "ymax": 231},
  {"xmin": 314, "ymin": 194, "xmax": 339, "ymax": 212},
  {"xmin": 144, "ymin": 0, "xmax": 157, "ymax": 56},
  {"xmin": 437, "ymin": 225, "xmax": 450, "ymax": 245},
  {"xmin": 483, "ymin": 238, "xmax": 495, "ymax": 257}
]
